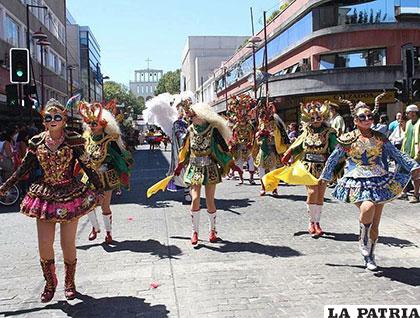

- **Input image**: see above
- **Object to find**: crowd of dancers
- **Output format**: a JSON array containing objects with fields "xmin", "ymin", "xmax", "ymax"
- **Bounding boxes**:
[{"xmin": 0, "ymin": 90, "xmax": 419, "ymax": 303}]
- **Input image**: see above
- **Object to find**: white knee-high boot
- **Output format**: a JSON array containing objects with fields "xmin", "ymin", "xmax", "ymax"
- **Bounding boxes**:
[
  {"xmin": 190, "ymin": 210, "xmax": 200, "ymax": 245},
  {"xmin": 88, "ymin": 209, "xmax": 101, "ymax": 232}
]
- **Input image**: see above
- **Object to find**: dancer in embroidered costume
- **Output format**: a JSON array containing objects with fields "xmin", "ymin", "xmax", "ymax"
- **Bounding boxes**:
[
  {"xmin": 320, "ymin": 92, "xmax": 420, "ymax": 270},
  {"xmin": 228, "ymin": 94, "xmax": 257, "ymax": 185},
  {"xmin": 175, "ymin": 102, "xmax": 234, "ymax": 246},
  {"xmin": 168, "ymin": 92, "xmax": 194, "ymax": 202},
  {"xmin": 254, "ymin": 100, "xmax": 290, "ymax": 196},
  {"xmin": 282, "ymin": 101, "xmax": 337, "ymax": 237},
  {"xmin": 0, "ymin": 98, "xmax": 103, "ymax": 302},
  {"xmin": 79, "ymin": 101, "xmax": 132, "ymax": 244}
]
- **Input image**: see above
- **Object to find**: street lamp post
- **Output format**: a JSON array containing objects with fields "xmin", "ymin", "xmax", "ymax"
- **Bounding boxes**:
[
  {"xmin": 26, "ymin": 4, "xmax": 48, "ymax": 89},
  {"xmin": 247, "ymin": 36, "xmax": 262, "ymax": 100},
  {"xmin": 36, "ymin": 37, "xmax": 50, "ymax": 110},
  {"xmin": 221, "ymin": 64, "xmax": 228, "ymax": 109},
  {"xmin": 66, "ymin": 64, "xmax": 76, "ymax": 117},
  {"xmin": 101, "ymin": 75, "xmax": 110, "ymax": 102}
]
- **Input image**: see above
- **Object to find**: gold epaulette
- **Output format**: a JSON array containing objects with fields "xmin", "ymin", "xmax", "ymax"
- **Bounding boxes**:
[{"xmin": 337, "ymin": 130, "xmax": 360, "ymax": 147}]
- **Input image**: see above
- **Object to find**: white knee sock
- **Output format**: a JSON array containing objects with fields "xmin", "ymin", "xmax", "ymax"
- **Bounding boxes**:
[
  {"xmin": 103, "ymin": 214, "xmax": 112, "ymax": 233},
  {"xmin": 307, "ymin": 204, "xmax": 317, "ymax": 223},
  {"xmin": 315, "ymin": 205, "xmax": 322, "ymax": 223},
  {"xmin": 191, "ymin": 210, "xmax": 200, "ymax": 233},
  {"xmin": 88, "ymin": 209, "xmax": 100, "ymax": 231},
  {"xmin": 208, "ymin": 211, "xmax": 217, "ymax": 232}
]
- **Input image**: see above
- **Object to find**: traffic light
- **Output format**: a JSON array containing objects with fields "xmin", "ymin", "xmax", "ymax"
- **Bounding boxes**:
[
  {"xmin": 412, "ymin": 78, "xmax": 420, "ymax": 102},
  {"xmin": 394, "ymin": 79, "xmax": 409, "ymax": 103},
  {"xmin": 9, "ymin": 48, "xmax": 29, "ymax": 84},
  {"xmin": 5, "ymin": 84, "xmax": 18, "ymax": 107}
]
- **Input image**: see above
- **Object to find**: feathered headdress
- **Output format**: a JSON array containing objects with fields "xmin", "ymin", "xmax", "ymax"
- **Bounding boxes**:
[
  {"xmin": 173, "ymin": 91, "xmax": 196, "ymax": 117},
  {"xmin": 143, "ymin": 93, "xmax": 178, "ymax": 135},
  {"xmin": 80, "ymin": 101, "xmax": 126, "ymax": 150},
  {"xmin": 44, "ymin": 98, "xmax": 67, "ymax": 116},
  {"xmin": 228, "ymin": 94, "xmax": 255, "ymax": 122},
  {"xmin": 78, "ymin": 101, "xmax": 108, "ymax": 127},
  {"xmin": 300, "ymin": 101, "xmax": 330, "ymax": 123},
  {"xmin": 191, "ymin": 103, "xmax": 232, "ymax": 143}
]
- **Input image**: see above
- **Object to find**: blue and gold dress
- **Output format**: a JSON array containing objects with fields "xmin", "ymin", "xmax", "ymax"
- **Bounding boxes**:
[{"xmin": 320, "ymin": 129, "xmax": 420, "ymax": 203}]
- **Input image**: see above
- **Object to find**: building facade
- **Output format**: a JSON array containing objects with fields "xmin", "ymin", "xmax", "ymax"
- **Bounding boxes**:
[
  {"xmin": 205, "ymin": 0, "xmax": 420, "ymax": 124},
  {"xmin": 65, "ymin": 9, "xmax": 80, "ymax": 95},
  {"xmin": 129, "ymin": 69, "xmax": 163, "ymax": 101},
  {"xmin": 0, "ymin": 0, "xmax": 67, "ymax": 122},
  {"xmin": 180, "ymin": 36, "xmax": 249, "ymax": 96}
]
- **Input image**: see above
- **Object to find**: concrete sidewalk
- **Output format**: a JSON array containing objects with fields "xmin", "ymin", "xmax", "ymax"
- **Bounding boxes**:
[{"xmin": 0, "ymin": 146, "xmax": 420, "ymax": 317}]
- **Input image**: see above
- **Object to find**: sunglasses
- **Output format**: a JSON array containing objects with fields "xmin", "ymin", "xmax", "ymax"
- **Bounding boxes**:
[
  {"xmin": 357, "ymin": 113, "xmax": 374, "ymax": 122},
  {"xmin": 44, "ymin": 114, "xmax": 64, "ymax": 123},
  {"xmin": 87, "ymin": 121, "xmax": 98, "ymax": 127},
  {"xmin": 310, "ymin": 116, "xmax": 322, "ymax": 122}
]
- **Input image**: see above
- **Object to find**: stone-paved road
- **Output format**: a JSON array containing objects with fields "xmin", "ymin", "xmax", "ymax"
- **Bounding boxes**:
[{"xmin": 1, "ymin": 145, "xmax": 420, "ymax": 318}]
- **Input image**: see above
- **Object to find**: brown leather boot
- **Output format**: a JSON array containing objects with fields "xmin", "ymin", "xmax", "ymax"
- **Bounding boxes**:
[
  {"xmin": 40, "ymin": 259, "xmax": 58, "ymax": 303},
  {"xmin": 64, "ymin": 259, "xmax": 77, "ymax": 300}
]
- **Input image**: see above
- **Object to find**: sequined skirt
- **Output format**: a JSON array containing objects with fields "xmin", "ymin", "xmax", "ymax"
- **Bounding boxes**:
[
  {"xmin": 21, "ymin": 179, "xmax": 97, "ymax": 223},
  {"xmin": 332, "ymin": 172, "xmax": 410, "ymax": 204},
  {"xmin": 184, "ymin": 160, "xmax": 222, "ymax": 186}
]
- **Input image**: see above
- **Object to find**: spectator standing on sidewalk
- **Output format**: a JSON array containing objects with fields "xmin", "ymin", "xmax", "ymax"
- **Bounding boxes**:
[{"xmin": 401, "ymin": 104, "xmax": 420, "ymax": 203}]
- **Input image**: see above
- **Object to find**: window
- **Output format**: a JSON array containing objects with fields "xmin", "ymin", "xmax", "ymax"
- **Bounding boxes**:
[
  {"xmin": 137, "ymin": 86, "xmax": 140, "ymax": 94},
  {"xmin": 396, "ymin": 0, "xmax": 420, "ymax": 14},
  {"xmin": 5, "ymin": 15, "xmax": 20, "ymax": 46},
  {"xmin": 267, "ymin": 12, "xmax": 313, "ymax": 63},
  {"xmin": 141, "ymin": 86, "xmax": 144, "ymax": 94},
  {"xmin": 338, "ymin": 0, "xmax": 395, "ymax": 25},
  {"xmin": 319, "ymin": 48, "xmax": 387, "ymax": 70}
]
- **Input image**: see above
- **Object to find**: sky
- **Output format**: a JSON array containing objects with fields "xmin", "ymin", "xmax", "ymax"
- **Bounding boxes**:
[{"xmin": 66, "ymin": 0, "xmax": 280, "ymax": 86}]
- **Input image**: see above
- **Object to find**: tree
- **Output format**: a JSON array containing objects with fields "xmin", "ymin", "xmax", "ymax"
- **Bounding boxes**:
[
  {"xmin": 103, "ymin": 81, "xmax": 145, "ymax": 115},
  {"xmin": 154, "ymin": 69, "xmax": 181, "ymax": 95}
]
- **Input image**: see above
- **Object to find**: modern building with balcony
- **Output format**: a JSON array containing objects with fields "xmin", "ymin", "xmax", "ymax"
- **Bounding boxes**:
[{"xmin": 207, "ymin": 0, "xmax": 420, "ymax": 124}]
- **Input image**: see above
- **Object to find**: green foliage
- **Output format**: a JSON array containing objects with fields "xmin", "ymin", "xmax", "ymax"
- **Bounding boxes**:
[
  {"xmin": 154, "ymin": 69, "xmax": 181, "ymax": 95},
  {"xmin": 267, "ymin": 1, "xmax": 291, "ymax": 23},
  {"xmin": 103, "ymin": 81, "xmax": 145, "ymax": 115}
]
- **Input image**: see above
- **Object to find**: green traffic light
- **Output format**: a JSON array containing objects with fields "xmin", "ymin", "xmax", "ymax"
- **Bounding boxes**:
[{"xmin": 16, "ymin": 70, "xmax": 23, "ymax": 77}]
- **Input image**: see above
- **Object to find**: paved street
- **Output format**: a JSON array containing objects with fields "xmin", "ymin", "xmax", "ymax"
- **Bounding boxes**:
[{"xmin": 1, "ymin": 145, "xmax": 420, "ymax": 318}]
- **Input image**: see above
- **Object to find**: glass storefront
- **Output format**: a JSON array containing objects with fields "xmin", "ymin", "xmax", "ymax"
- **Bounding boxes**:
[{"xmin": 319, "ymin": 48, "xmax": 387, "ymax": 69}]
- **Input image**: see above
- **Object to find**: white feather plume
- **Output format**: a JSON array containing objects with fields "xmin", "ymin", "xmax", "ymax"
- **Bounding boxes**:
[
  {"xmin": 173, "ymin": 90, "xmax": 196, "ymax": 107},
  {"xmin": 144, "ymin": 93, "xmax": 178, "ymax": 135}
]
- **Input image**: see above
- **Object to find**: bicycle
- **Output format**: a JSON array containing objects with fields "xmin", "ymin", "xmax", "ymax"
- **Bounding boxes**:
[{"xmin": 0, "ymin": 168, "xmax": 20, "ymax": 206}]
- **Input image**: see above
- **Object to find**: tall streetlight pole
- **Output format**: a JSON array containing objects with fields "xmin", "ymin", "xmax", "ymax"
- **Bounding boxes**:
[
  {"xmin": 101, "ymin": 75, "xmax": 110, "ymax": 102},
  {"xmin": 26, "ymin": 4, "xmax": 48, "ymax": 87},
  {"xmin": 66, "ymin": 64, "xmax": 76, "ymax": 118},
  {"xmin": 263, "ymin": 11, "xmax": 269, "ymax": 102},
  {"xmin": 36, "ymin": 37, "xmax": 50, "ymax": 110},
  {"xmin": 248, "ymin": 7, "xmax": 262, "ymax": 100}
]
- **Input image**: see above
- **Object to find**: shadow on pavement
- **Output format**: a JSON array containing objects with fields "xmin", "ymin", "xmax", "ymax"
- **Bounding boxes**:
[
  {"xmin": 77, "ymin": 239, "xmax": 182, "ymax": 259},
  {"xmin": 271, "ymin": 194, "xmax": 335, "ymax": 203},
  {"xmin": 198, "ymin": 197, "xmax": 255, "ymax": 215},
  {"xmin": 374, "ymin": 267, "xmax": 420, "ymax": 286},
  {"xmin": 326, "ymin": 263, "xmax": 420, "ymax": 286},
  {"xmin": 0, "ymin": 293, "xmax": 169, "ymax": 317},
  {"xmin": 311, "ymin": 232, "xmax": 417, "ymax": 248},
  {"xmin": 170, "ymin": 236, "xmax": 301, "ymax": 258}
]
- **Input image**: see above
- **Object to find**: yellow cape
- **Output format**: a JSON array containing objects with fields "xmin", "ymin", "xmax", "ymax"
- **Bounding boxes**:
[
  {"xmin": 262, "ymin": 160, "xmax": 318, "ymax": 192},
  {"xmin": 146, "ymin": 175, "xmax": 173, "ymax": 198}
]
